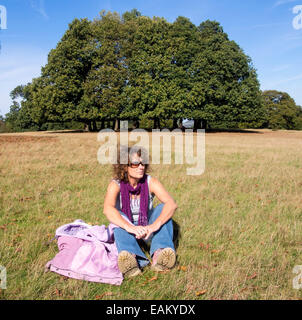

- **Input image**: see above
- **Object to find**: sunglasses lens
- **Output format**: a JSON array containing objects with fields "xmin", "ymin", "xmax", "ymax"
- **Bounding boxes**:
[{"xmin": 129, "ymin": 162, "xmax": 145, "ymax": 168}]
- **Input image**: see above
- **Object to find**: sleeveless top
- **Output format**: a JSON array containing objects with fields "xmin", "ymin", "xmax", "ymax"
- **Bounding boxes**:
[{"xmin": 112, "ymin": 175, "xmax": 154, "ymax": 224}]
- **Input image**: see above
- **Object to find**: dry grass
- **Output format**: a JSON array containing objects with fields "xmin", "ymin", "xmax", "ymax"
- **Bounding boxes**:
[{"xmin": 0, "ymin": 129, "xmax": 302, "ymax": 300}]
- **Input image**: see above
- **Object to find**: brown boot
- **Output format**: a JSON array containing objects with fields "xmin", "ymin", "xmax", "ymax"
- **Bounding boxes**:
[
  {"xmin": 118, "ymin": 251, "xmax": 142, "ymax": 278},
  {"xmin": 151, "ymin": 248, "xmax": 176, "ymax": 272}
]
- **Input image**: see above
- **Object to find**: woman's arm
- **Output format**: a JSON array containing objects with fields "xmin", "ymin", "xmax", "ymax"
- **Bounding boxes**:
[
  {"xmin": 103, "ymin": 180, "xmax": 147, "ymax": 239},
  {"xmin": 144, "ymin": 177, "xmax": 178, "ymax": 240}
]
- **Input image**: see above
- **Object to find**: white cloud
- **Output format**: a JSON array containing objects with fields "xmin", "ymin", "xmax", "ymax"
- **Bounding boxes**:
[
  {"xmin": 29, "ymin": 0, "xmax": 49, "ymax": 20},
  {"xmin": 273, "ymin": 0, "xmax": 299, "ymax": 8},
  {"xmin": 263, "ymin": 73, "xmax": 302, "ymax": 87},
  {"xmin": 0, "ymin": 66, "xmax": 37, "ymax": 82}
]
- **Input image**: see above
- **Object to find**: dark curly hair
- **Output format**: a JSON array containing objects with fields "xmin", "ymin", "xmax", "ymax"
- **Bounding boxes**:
[{"xmin": 113, "ymin": 145, "xmax": 150, "ymax": 183}]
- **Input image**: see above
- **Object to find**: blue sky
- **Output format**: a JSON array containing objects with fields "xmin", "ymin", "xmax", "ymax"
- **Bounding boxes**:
[{"xmin": 0, "ymin": 0, "xmax": 302, "ymax": 116}]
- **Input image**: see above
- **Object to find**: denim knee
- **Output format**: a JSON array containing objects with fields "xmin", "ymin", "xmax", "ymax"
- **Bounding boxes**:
[{"xmin": 148, "ymin": 203, "xmax": 164, "ymax": 222}]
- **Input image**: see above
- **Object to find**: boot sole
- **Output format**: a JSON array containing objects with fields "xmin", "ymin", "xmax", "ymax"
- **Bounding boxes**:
[
  {"xmin": 118, "ymin": 251, "xmax": 142, "ymax": 278},
  {"xmin": 151, "ymin": 248, "xmax": 176, "ymax": 272}
]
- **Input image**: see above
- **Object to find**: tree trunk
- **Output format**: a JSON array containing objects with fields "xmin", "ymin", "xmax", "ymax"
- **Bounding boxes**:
[
  {"xmin": 154, "ymin": 118, "xmax": 160, "ymax": 129},
  {"xmin": 114, "ymin": 119, "xmax": 120, "ymax": 131},
  {"xmin": 92, "ymin": 120, "xmax": 97, "ymax": 132},
  {"xmin": 133, "ymin": 119, "xmax": 139, "ymax": 129},
  {"xmin": 88, "ymin": 121, "xmax": 93, "ymax": 132},
  {"xmin": 194, "ymin": 119, "xmax": 201, "ymax": 131},
  {"xmin": 173, "ymin": 118, "xmax": 178, "ymax": 129},
  {"xmin": 99, "ymin": 119, "xmax": 105, "ymax": 130},
  {"xmin": 201, "ymin": 119, "xmax": 207, "ymax": 130}
]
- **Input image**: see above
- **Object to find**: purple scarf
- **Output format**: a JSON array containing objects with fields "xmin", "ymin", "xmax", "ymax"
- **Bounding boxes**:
[{"xmin": 120, "ymin": 174, "xmax": 149, "ymax": 226}]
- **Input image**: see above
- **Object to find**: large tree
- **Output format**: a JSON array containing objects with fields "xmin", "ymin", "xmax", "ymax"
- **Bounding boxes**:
[
  {"xmin": 187, "ymin": 20, "xmax": 265, "ymax": 129},
  {"xmin": 38, "ymin": 18, "xmax": 96, "ymax": 129},
  {"xmin": 120, "ymin": 15, "xmax": 175, "ymax": 128},
  {"xmin": 8, "ymin": 11, "xmax": 268, "ymax": 132},
  {"xmin": 166, "ymin": 16, "xmax": 200, "ymax": 128},
  {"xmin": 83, "ymin": 11, "xmax": 128, "ymax": 131},
  {"xmin": 5, "ymin": 84, "xmax": 38, "ymax": 131},
  {"xmin": 262, "ymin": 90, "xmax": 302, "ymax": 130}
]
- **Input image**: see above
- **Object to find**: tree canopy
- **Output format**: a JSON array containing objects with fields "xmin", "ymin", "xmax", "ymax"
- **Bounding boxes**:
[
  {"xmin": 5, "ymin": 10, "xmax": 275, "ymax": 132},
  {"xmin": 261, "ymin": 90, "xmax": 302, "ymax": 130}
]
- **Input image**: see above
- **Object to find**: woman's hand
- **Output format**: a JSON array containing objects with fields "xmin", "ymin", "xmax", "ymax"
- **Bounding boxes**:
[
  {"xmin": 125, "ymin": 225, "xmax": 147, "ymax": 239},
  {"xmin": 143, "ymin": 223, "xmax": 161, "ymax": 240}
]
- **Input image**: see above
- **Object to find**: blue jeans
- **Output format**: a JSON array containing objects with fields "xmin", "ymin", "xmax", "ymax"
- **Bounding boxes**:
[{"xmin": 113, "ymin": 203, "xmax": 175, "ymax": 268}]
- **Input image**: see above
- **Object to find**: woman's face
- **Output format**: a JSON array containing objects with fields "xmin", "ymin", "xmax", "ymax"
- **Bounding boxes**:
[{"xmin": 126, "ymin": 153, "xmax": 145, "ymax": 180}]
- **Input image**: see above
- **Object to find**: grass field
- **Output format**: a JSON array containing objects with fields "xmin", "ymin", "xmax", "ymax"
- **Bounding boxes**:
[{"xmin": 0, "ymin": 129, "xmax": 302, "ymax": 300}]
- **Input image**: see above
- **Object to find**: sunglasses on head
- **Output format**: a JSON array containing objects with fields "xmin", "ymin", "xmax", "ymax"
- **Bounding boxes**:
[{"xmin": 128, "ymin": 161, "xmax": 146, "ymax": 168}]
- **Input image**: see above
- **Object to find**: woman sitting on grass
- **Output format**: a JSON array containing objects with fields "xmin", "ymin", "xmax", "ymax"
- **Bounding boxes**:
[{"xmin": 103, "ymin": 145, "xmax": 177, "ymax": 278}]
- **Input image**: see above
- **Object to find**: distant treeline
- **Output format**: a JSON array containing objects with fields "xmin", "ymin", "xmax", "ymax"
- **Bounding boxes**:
[{"xmin": 2, "ymin": 9, "xmax": 302, "ymax": 133}]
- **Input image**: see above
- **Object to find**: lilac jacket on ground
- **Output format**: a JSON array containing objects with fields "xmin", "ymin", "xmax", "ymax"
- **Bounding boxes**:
[{"xmin": 45, "ymin": 220, "xmax": 123, "ymax": 285}]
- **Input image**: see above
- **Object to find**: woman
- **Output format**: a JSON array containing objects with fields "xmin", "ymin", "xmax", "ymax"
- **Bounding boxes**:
[{"xmin": 103, "ymin": 146, "xmax": 177, "ymax": 278}]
